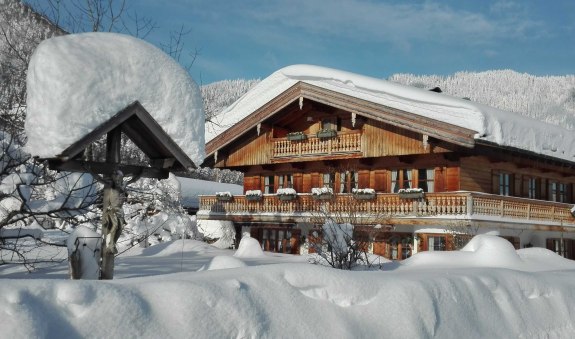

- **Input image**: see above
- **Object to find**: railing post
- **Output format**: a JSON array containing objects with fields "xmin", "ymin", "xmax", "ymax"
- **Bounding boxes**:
[
  {"xmin": 466, "ymin": 194, "xmax": 473, "ymax": 216},
  {"xmin": 500, "ymin": 200, "xmax": 504, "ymax": 217}
]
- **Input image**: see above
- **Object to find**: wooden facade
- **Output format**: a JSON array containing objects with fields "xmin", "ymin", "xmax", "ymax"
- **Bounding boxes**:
[{"xmin": 198, "ymin": 82, "xmax": 575, "ymax": 260}]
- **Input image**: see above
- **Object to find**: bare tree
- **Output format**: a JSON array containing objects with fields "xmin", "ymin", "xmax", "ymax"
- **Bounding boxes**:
[
  {"xmin": 306, "ymin": 191, "xmax": 391, "ymax": 270},
  {"xmin": 0, "ymin": 129, "xmax": 99, "ymax": 270}
]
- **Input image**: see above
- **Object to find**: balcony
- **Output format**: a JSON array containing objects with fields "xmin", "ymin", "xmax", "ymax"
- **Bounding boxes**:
[
  {"xmin": 272, "ymin": 131, "xmax": 361, "ymax": 159},
  {"xmin": 197, "ymin": 192, "xmax": 575, "ymax": 228}
]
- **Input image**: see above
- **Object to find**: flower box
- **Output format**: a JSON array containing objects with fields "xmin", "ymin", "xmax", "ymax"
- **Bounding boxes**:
[
  {"xmin": 277, "ymin": 188, "xmax": 297, "ymax": 201},
  {"xmin": 287, "ymin": 132, "xmax": 307, "ymax": 141},
  {"xmin": 352, "ymin": 188, "xmax": 376, "ymax": 200},
  {"xmin": 278, "ymin": 194, "xmax": 297, "ymax": 201},
  {"xmin": 216, "ymin": 191, "xmax": 233, "ymax": 201},
  {"xmin": 397, "ymin": 188, "xmax": 424, "ymax": 199},
  {"xmin": 311, "ymin": 187, "xmax": 334, "ymax": 200},
  {"xmin": 246, "ymin": 190, "xmax": 263, "ymax": 201},
  {"xmin": 316, "ymin": 129, "xmax": 337, "ymax": 139}
]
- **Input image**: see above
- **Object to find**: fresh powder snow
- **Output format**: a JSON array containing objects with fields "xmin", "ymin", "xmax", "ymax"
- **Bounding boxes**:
[
  {"xmin": 25, "ymin": 32, "xmax": 205, "ymax": 165},
  {"xmin": 1, "ymin": 235, "xmax": 575, "ymax": 338},
  {"xmin": 206, "ymin": 64, "xmax": 575, "ymax": 163}
]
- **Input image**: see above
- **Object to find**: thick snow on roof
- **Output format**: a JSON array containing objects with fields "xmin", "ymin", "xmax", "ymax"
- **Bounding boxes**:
[
  {"xmin": 26, "ymin": 32, "xmax": 205, "ymax": 165},
  {"xmin": 207, "ymin": 64, "xmax": 575, "ymax": 163}
]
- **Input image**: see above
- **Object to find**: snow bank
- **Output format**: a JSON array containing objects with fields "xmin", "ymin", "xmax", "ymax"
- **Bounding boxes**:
[
  {"xmin": 2, "ymin": 237, "xmax": 575, "ymax": 338},
  {"xmin": 234, "ymin": 235, "xmax": 265, "ymax": 258},
  {"xmin": 208, "ymin": 64, "xmax": 575, "ymax": 163},
  {"xmin": 207, "ymin": 255, "xmax": 247, "ymax": 270},
  {"xmin": 26, "ymin": 32, "xmax": 205, "ymax": 165}
]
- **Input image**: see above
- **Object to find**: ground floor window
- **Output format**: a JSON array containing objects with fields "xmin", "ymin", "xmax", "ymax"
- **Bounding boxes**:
[
  {"xmin": 250, "ymin": 226, "xmax": 300, "ymax": 254},
  {"xmin": 371, "ymin": 233, "xmax": 413, "ymax": 260},
  {"xmin": 428, "ymin": 236, "xmax": 446, "ymax": 251},
  {"xmin": 546, "ymin": 238, "xmax": 575, "ymax": 259}
]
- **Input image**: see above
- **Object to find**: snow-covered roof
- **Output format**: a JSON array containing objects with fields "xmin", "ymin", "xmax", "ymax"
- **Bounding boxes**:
[
  {"xmin": 207, "ymin": 64, "xmax": 575, "ymax": 163},
  {"xmin": 25, "ymin": 32, "xmax": 205, "ymax": 165}
]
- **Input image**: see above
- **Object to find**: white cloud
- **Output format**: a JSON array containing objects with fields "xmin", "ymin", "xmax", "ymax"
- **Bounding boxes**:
[{"xmin": 231, "ymin": 0, "xmax": 544, "ymax": 49}]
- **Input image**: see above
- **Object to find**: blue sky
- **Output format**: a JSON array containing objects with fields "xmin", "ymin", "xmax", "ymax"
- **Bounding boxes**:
[{"xmin": 137, "ymin": 0, "xmax": 575, "ymax": 84}]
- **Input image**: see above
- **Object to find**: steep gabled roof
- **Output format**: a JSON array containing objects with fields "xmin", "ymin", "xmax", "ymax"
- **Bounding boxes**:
[
  {"xmin": 206, "ymin": 65, "xmax": 575, "ymax": 164},
  {"xmin": 45, "ymin": 101, "xmax": 195, "ymax": 179},
  {"xmin": 206, "ymin": 82, "xmax": 476, "ymax": 157}
]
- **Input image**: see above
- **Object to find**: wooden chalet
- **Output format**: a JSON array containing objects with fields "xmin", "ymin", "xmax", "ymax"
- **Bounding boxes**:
[{"xmin": 197, "ymin": 65, "xmax": 575, "ymax": 260}]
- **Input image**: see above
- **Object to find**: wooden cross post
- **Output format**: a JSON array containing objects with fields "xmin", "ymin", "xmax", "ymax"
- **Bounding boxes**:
[{"xmin": 100, "ymin": 127, "xmax": 123, "ymax": 280}]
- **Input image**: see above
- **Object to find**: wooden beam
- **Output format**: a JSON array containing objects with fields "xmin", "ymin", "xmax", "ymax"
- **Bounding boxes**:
[{"xmin": 47, "ymin": 159, "xmax": 169, "ymax": 179}]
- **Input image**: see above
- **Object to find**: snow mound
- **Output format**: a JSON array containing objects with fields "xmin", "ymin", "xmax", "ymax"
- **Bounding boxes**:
[
  {"xmin": 234, "ymin": 236, "xmax": 265, "ymax": 258},
  {"xmin": 207, "ymin": 255, "xmax": 247, "ymax": 270},
  {"xmin": 26, "ymin": 32, "xmax": 205, "ymax": 165},
  {"xmin": 401, "ymin": 235, "xmax": 521, "ymax": 270},
  {"xmin": 209, "ymin": 64, "xmax": 575, "ymax": 163}
]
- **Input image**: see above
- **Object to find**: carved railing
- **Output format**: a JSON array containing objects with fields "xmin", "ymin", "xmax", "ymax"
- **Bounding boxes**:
[
  {"xmin": 273, "ymin": 131, "xmax": 361, "ymax": 158},
  {"xmin": 199, "ymin": 192, "xmax": 575, "ymax": 225}
]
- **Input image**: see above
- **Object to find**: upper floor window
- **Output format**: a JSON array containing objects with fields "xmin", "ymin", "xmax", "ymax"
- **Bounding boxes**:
[
  {"xmin": 391, "ymin": 169, "xmax": 412, "ymax": 193},
  {"xmin": 498, "ymin": 172, "xmax": 512, "ymax": 196},
  {"xmin": 321, "ymin": 117, "xmax": 342, "ymax": 131},
  {"xmin": 549, "ymin": 181, "xmax": 567, "ymax": 202},
  {"xmin": 263, "ymin": 176, "xmax": 275, "ymax": 194},
  {"xmin": 417, "ymin": 168, "xmax": 435, "ymax": 193},
  {"xmin": 322, "ymin": 173, "xmax": 335, "ymax": 189},
  {"xmin": 391, "ymin": 168, "xmax": 435, "ymax": 193},
  {"xmin": 278, "ymin": 174, "xmax": 293, "ymax": 190},
  {"xmin": 339, "ymin": 171, "xmax": 358, "ymax": 193},
  {"xmin": 523, "ymin": 176, "xmax": 539, "ymax": 199}
]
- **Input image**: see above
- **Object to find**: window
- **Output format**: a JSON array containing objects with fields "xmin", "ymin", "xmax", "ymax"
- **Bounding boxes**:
[
  {"xmin": 417, "ymin": 168, "xmax": 435, "ymax": 193},
  {"xmin": 391, "ymin": 169, "xmax": 412, "ymax": 193},
  {"xmin": 321, "ymin": 117, "xmax": 342, "ymax": 131},
  {"xmin": 498, "ymin": 173, "xmax": 512, "ymax": 196},
  {"xmin": 428, "ymin": 236, "xmax": 446, "ymax": 251},
  {"xmin": 523, "ymin": 176, "xmax": 538, "ymax": 199},
  {"xmin": 549, "ymin": 181, "xmax": 567, "ymax": 202},
  {"xmin": 263, "ymin": 176, "xmax": 274, "ymax": 194},
  {"xmin": 278, "ymin": 174, "xmax": 293, "ymax": 189},
  {"xmin": 322, "ymin": 173, "xmax": 335, "ymax": 189},
  {"xmin": 392, "ymin": 168, "xmax": 435, "ymax": 193},
  {"xmin": 339, "ymin": 171, "xmax": 358, "ymax": 193}
]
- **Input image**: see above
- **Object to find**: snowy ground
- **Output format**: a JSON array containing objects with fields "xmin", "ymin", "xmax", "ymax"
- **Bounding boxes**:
[{"xmin": 1, "ymin": 235, "xmax": 575, "ymax": 338}]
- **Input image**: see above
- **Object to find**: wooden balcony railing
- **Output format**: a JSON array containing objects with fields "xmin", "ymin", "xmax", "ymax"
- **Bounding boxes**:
[
  {"xmin": 198, "ymin": 192, "xmax": 575, "ymax": 226},
  {"xmin": 273, "ymin": 131, "xmax": 361, "ymax": 158}
]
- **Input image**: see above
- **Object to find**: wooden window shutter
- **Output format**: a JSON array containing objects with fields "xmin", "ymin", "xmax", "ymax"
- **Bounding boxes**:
[
  {"xmin": 302, "ymin": 174, "xmax": 312, "ymax": 193},
  {"xmin": 244, "ymin": 176, "xmax": 259, "ymax": 192},
  {"xmin": 546, "ymin": 238, "xmax": 553, "ymax": 251},
  {"xmin": 434, "ymin": 167, "xmax": 445, "ymax": 192},
  {"xmin": 567, "ymin": 183, "xmax": 573, "ymax": 204},
  {"xmin": 358, "ymin": 170, "xmax": 370, "ymax": 188},
  {"xmin": 373, "ymin": 170, "xmax": 387, "ymax": 192},
  {"xmin": 445, "ymin": 234, "xmax": 454, "ymax": 251},
  {"xmin": 293, "ymin": 173, "xmax": 303, "ymax": 192},
  {"xmin": 445, "ymin": 167, "xmax": 460, "ymax": 191},
  {"xmin": 492, "ymin": 171, "xmax": 499, "ymax": 194},
  {"xmin": 311, "ymin": 173, "xmax": 320, "ymax": 188}
]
